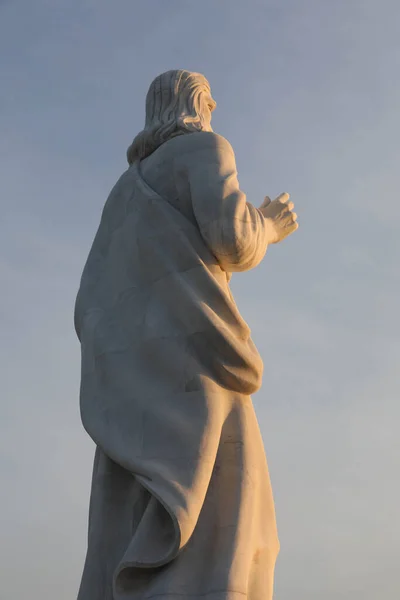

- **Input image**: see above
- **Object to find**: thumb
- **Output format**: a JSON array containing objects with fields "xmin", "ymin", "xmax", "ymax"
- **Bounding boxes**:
[{"xmin": 260, "ymin": 196, "xmax": 272, "ymax": 208}]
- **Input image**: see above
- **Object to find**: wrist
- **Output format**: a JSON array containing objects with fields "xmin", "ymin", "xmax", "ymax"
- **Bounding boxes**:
[{"xmin": 260, "ymin": 213, "xmax": 278, "ymax": 244}]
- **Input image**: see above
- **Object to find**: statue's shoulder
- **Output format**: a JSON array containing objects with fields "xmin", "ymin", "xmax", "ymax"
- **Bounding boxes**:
[{"xmin": 175, "ymin": 131, "xmax": 235, "ymax": 157}]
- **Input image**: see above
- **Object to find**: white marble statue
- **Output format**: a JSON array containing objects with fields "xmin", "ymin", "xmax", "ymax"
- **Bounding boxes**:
[{"xmin": 74, "ymin": 69, "xmax": 298, "ymax": 600}]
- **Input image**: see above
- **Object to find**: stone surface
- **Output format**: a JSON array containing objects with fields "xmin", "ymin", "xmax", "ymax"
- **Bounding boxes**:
[{"xmin": 75, "ymin": 70, "xmax": 297, "ymax": 600}]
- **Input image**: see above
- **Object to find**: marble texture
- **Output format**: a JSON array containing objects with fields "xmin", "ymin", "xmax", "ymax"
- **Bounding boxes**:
[{"xmin": 74, "ymin": 70, "xmax": 297, "ymax": 600}]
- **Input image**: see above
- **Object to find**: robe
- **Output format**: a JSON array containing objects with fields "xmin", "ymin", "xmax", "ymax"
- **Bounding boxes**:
[{"xmin": 74, "ymin": 131, "xmax": 280, "ymax": 600}]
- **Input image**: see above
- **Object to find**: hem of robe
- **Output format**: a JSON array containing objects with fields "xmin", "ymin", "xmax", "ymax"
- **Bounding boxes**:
[
  {"xmin": 111, "ymin": 451, "xmax": 218, "ymax": 595},
  {"xmin": 113, "ymin": 475, "xmax": 181, "ymax": 586}
]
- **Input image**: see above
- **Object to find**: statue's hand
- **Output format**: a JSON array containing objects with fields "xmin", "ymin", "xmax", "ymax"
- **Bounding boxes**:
[{"xmin": 259, "ymin": 193, "xmax": 298, "ymax": 244}]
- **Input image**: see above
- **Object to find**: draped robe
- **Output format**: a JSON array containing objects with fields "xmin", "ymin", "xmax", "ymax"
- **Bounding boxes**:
[{"xmin": 74, "ymin": 131, "xmax": 280, "ymax": 600}]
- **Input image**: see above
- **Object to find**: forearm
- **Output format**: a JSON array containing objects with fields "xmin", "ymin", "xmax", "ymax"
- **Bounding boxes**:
[
  {"xmin": 200, "ymin": 201, "xmax": 269, "ymax": 272},
  {"xmin": 180, "ymin": 132, "xmax": 269, "ymax": 272}
]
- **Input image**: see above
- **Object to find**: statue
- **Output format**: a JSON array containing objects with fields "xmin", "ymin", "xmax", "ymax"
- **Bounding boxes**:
[{"xmin": 74, "ymin": 70, "xmax": 298, "ymax": 600}]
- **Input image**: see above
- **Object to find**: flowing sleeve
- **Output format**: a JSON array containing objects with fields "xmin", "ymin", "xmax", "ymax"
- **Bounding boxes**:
[{"xmin": 175, "ymin": 131, "xmax": 269, "ymax": 272}]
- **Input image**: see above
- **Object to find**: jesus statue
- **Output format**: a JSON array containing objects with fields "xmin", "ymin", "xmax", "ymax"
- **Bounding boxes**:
[{"xmin": 74, "ymin": 69, "xmax": 298, "ymax": 600}]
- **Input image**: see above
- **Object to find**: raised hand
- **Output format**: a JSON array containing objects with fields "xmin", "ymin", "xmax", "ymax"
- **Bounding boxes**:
[{"xmin": 259, "ymin": 193, "xmax": 298, "ymax": 244}]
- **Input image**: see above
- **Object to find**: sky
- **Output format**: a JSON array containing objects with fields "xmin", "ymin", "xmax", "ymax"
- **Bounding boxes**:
[{"xmin": 0, "ymin": 0, "xmax": 399, "ymax": 598}]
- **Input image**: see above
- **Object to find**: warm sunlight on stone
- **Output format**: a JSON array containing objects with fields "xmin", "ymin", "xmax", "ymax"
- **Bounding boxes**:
[{"xmin": 74, "ymin": 70, "xmax": 297, "ymax": 600}]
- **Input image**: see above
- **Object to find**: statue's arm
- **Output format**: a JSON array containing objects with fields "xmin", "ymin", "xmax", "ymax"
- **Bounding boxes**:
[{"xmin": 174, "ymin": 131, "xmax": 269, "ymax": 272}]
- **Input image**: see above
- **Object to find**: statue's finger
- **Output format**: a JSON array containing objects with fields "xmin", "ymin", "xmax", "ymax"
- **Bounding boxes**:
[
  {"xmin": 276, "ymin": 192, "xmax": 290, "ymax": 204},
  {"xmin": 284, "ymin": 218, "xmax": 298, "ymax": 230},
  {"xmin": 261, "ymin": 196, "xmax": 272, "ymax": 208}
]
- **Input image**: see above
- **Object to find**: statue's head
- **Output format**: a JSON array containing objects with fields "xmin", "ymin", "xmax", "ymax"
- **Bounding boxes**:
[{"xmin": 127, "ymin": 70, "xmax": 216, "ymax": 164}]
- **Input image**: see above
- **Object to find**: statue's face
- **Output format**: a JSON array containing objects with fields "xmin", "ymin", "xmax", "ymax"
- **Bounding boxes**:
[{"xmin": 201, "ymin": 90, "xmax": 216, "ymax": 131}]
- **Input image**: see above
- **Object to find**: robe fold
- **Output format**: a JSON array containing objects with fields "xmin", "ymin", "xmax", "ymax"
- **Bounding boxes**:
[{"xmin": 74, "ymin": 131, "xmax": 280, "ymax": 600}]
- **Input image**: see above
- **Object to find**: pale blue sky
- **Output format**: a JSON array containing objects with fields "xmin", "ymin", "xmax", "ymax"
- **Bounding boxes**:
[{"xmin": 1, "ymin": 1, "xmax": 399, "ymax": 598}]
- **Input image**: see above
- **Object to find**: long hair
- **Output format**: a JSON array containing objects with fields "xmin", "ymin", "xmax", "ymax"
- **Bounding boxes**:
[{"xmin": 126, "ymin": 70, "xmax": 216, "ymax": 164}]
